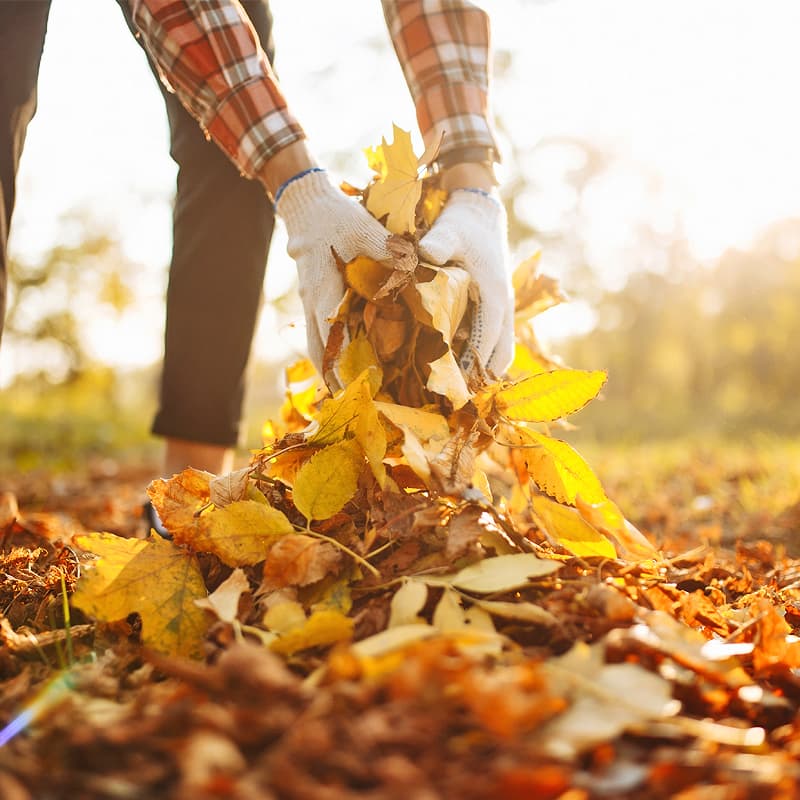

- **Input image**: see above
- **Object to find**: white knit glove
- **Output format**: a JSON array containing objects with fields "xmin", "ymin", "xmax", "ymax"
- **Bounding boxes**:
[
  {"xmin": 419, "ymin": 189, "xmax": 514, "ymax": 375},
  {"xmin": 276, "ymin": 169, "xmax": 392, "ymax": 377}
]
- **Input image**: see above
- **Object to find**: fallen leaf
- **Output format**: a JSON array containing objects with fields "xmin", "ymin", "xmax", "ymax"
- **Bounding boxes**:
[
  {"xmin": 388, "ymin": 579, "xmax": 428, "ymax": 628},
  {"xmin": 501, "ymin": 427, "xmax": 607, "ymax": 506},
  {"xmin": 292, "ymin": 439, "xmax": 364, "ymax": 522},
  {"xmin": 194, "ymin": 567, "xmax": 250, "ymax": 624},
  {"xmin": 209, "ymin": 467, "xmax": 253, "ymax": 508},
  {"xmin": 426, "ymin": 350, "xmax": 471, "ymax": 409},
  {"xmin": 542, "ymin": 642, "xmax": 680, "ymax": 759},
  {"xmin": 451, "ymin": 553, "xmax": 563, "ymax": 594},
  {"xmin": 185, "ymin": 500, "xmax": 295, "ymax": 567},
  {"xmin": 269, "ymin": 608, "xmax": 354, "ymax": 656},
  {"xmin": 72, "ymin": 532, "xmax": 208, "ymax": 658},
  {"xmin": 415, "ymin": 266, "xmax": 472, "ymax": 344},
  {"xmin": 261, "ymin": 533, "xmax": 342, "ymax": 590}
]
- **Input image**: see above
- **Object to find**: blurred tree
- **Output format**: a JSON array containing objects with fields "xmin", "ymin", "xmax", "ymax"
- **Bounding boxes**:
[
  {"xmin": 561, "ymin": 218, "xmax": 800, "ymax": 440},
  {"xmin": 5, "ymin": 217, "xmax": 139, "ymax": 382}
]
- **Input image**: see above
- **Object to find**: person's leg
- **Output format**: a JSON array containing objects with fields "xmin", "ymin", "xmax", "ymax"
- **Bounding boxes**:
[
  {"xmin": 120, "ymin": 1, "xmax": 276, "ymax": 475},
  {"xmin": 0, "ymin": 1, "xmax": 52, "ymax": 346}
]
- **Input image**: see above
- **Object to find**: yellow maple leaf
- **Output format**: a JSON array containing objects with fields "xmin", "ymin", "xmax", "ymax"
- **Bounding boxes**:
[
  {"xmin": 475, "ymin": 369, "xmax": 606, "ymax": 422},
  {"xmin": 292, "ymin": 439, "xmax": 364, "ymax": 522},
  {"xmin": 365, "ymin": 124, "xmax": 422, "ymax": 234},
  {"xmin": 72, "ymin": 532, "xmax": 208, "ymax": 658},
  {"xmin": 529, "ymin": 493, "xmax": 617, "ymax": 559}
]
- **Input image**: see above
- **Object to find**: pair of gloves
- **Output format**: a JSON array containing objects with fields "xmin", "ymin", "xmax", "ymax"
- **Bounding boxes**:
[{"xmin": 276, "ymin": 169, "xmax": 514, "ymax": 381}]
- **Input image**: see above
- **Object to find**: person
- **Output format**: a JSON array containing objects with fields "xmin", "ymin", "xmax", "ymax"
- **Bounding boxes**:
[
  {"xmin": 1, "ymin": 0, "xmax": 278, "ymax": 481},
  {"xmin": 125, "ymin": 0, "xmax": 515, "ymax": 384}
]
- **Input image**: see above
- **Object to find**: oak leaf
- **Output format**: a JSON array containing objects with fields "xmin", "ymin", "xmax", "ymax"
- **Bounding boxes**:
[
  {"xmin": 72, "ymin": 532, "xmax": 208, "ymax": 658},
  {"xmin": 364, "ymin": 124, "xmax": 422, "ymax": 234}
]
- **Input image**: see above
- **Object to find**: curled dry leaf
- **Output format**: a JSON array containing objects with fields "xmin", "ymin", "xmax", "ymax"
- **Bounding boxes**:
[
  {"xmin": 261, "ymin": 534, "xmax": 342, "ymax": 591},
  {"xmin": 195, "ymin": 567, "xmax": 250, "ymax": 624}
]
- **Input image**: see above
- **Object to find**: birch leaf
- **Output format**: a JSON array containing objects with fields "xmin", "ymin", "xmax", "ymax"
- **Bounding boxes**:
[
  {"xmin": 292, "ymin": 439, "xmax": 363, "ymax": 522},
  {"xmin": 195, "ymin": 568, "xmax": 250, "ymax": 624}
]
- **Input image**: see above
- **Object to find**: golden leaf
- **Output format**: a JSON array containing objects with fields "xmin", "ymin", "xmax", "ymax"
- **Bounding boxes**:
[
  {"xmin": 269, "ymin": 608, "xmax": 354, "ymax": 656},
  {"xmin": 422, "ymin": 186, "xmax": 447, "ymax": 227},
  {"xmin": 475, "ymin": 369, "xmax": 606, "ymax": 422},
  {"xmin": 308, "ymin": 369, "xmax": 376, "ymax": 447},
  {"xmin": 507, "ymin": 343, "xmax": 552, "ymax": 381},
  {"xmin": 72, "ymin": 532, "xmax": 208, "ymax": 658},
  {"xmin": 292, "ymin": 439, "xmax": 363, "ymax": 522},
  {"xmin": 512, "ymin": 252, "xmax": 566, "ymax": 318},
  {"xmin": 374, "ymin": 402, "xmax": 450, "ymax": 444},
  {"xmin": 190, "ymin": 501, "xmax": 295, "ymax": 567},
  {"xmin": 530, "ymin": 492, "xmax": 617, "ymax": 559},
  {"xmin": 147, "ymin": 468, "xmax": 213, "ymax": 537},
  {"xmin": 415, "ymin": 266, "xmax": 472, "ymax": 344},
  {"xmin": 364, "ymin": 124, "xmax": 422, "ymax": 234},
  {"xmin": 345, "ymin": 256, "xmax": 391, "ymax": 303},
  {"xmin": 338, "ymin": 332, "xmax": 382, "ymax": 391},
  {"xmin": 427, "ymin": 350, "xmax": 471, "ymax": 409},
  {"xmin": 209, "ymin": 466, "xmax": 253, "ymax": 508},
  {"xmin": 500, "ymin": 427, "xmax": 606, "ymax": 506},
  {"xmin": 575, "ymin": 496, "xmax": 657, "ymax": 559}
]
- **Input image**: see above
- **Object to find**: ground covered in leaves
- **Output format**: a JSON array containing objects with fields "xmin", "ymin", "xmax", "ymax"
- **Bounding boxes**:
[{"xmin": 2, "ymin": 441, "xmax": 800, "ymax": 800}]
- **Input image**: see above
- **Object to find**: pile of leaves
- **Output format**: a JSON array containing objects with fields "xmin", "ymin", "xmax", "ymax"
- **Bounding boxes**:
[{"xmin": 3, "ymin": 128, "xmax": 800, "ymax": 798}]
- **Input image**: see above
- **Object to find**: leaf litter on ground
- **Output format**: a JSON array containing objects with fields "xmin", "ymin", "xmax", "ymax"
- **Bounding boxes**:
[{"xmin": 2, "ymin": 128, "xmax": 800, "ymax": 798}]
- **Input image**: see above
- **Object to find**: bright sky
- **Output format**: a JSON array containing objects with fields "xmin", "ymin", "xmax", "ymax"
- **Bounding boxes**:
[{"xmin": 4, "ymin": 0, "xmax": 800, "ymax": 382}]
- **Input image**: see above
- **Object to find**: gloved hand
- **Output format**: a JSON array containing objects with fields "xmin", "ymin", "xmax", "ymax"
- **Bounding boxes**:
[
  {"xmin": 276, "ymin": 169, "xmax": 392, "ymax": 377},
  {"xmin": 419, "ymin": 188, "xmax": 514, "ymax": 376}
]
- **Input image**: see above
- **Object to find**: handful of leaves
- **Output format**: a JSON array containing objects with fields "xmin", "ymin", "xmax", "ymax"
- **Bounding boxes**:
[{"xmin": 71, "ymin": 126, "xmax": 656, "ymax": 660}]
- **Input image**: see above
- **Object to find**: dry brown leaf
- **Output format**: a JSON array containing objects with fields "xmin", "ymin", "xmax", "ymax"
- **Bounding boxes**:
[{"xmin": 261, "ymin": 533, "xmax": 342, "ymax": 590}]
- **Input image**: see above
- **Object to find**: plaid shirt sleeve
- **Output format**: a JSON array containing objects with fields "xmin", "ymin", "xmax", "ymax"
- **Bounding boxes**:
[
  {"xmin": 127, "ymin": 0, "xmax": 305, "ymax": 180},
  {"xmin": 381, "ymin": 0, "xmax": 500, "ymax": 162}
]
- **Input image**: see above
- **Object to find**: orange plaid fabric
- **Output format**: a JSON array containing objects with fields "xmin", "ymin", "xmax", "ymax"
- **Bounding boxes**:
[{"xmin": 128, "ymin": 0, "xmax": 498, "ymax": 179}]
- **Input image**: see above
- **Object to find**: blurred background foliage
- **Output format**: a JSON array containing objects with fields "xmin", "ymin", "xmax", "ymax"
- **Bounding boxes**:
[{"xmin": 3, "ymin": 4, "xmax": 800, "ymax": 470}]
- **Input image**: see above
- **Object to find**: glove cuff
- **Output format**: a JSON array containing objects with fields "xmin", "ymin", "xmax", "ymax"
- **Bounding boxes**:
[{"xmin": 275, "ymin": 168, "xmax": 338, "ymax": 223}]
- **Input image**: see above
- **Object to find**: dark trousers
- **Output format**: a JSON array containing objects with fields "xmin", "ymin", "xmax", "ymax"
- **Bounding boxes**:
[{"xmin": 0, "ymin": 0, "xmax": 276, "ymax": 447}]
